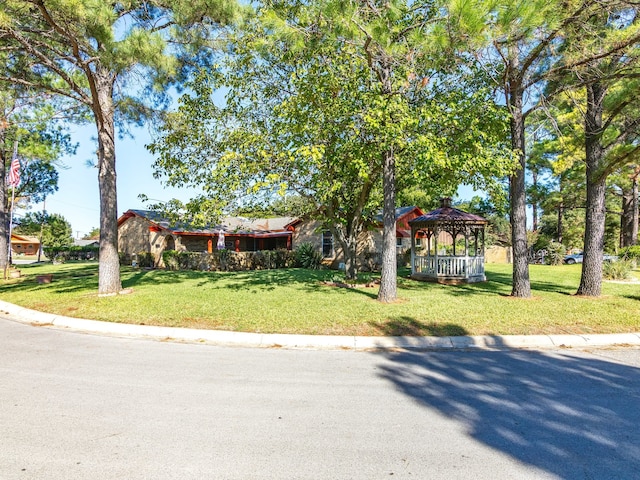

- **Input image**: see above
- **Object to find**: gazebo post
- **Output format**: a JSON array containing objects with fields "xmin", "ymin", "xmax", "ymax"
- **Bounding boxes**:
[
  {"xmin": 410, "ymin": 225, "xmax": 416, "ymax": 275},
  {"xmin": 464, "ymin": 226, "xmax": 469, "ymax": 279},
  {"xmin": 434, "ymin": 226, "xmax": 439, "ymax": 276}
]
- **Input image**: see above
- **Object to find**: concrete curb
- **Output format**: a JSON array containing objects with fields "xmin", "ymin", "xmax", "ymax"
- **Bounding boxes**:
[{"xmin": 1, "ymin": 299, "xmax": 639, "ymax": 351}]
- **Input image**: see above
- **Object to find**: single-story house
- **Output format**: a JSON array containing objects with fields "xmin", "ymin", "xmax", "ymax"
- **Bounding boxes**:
[
  {"xmin": 289, "ymin": 206, "xmax": 428, "ymax": 270},
  {"xmin": 10, "ymin": 233, "xmax": 40, "ymax": 256},
  {"xmin": 117, "ymin": 206, "xmax": 451, "ymax": 270},
  {"xmin": 118, "ymin": 210, "xmax": 297, "ymax": 266}
]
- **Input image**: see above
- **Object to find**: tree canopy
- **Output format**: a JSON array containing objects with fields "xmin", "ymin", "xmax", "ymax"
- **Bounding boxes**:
[
  {"xmin": 149, "ymin": 1, "xmax": 514, "ymax": 287},
  {"xmin": 0, "ymin": 0, "xmax": 244, "ymax": 294}
]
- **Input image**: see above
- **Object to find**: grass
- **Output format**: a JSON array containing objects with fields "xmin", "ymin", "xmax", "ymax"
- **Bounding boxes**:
[{"xmin": 1, "ymin": 261, "xmax": 639, "ymax": 336}]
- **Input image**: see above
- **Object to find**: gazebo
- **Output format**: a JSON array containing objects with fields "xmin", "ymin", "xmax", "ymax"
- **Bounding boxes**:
[{"xmin": 408, "ymin": 198, "xmax": 488, "ymax": 284}]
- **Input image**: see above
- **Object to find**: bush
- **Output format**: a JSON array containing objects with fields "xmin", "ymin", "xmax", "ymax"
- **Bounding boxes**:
[
  {"xmin": 160, "ymin": 249, "xmax": 296, "ymax": 272},
  {"xmin": 295, "ymin": 243, "xmax": 323, "ymax": 269},
  {"xmin": 120, "ymin": 252, "xmax": 155, "ymax": 267},
  {"xmin": 603, "ymin": 259, "xmax": 633, "ymax": 281},
  {"xmin": 544, "ymin": 241, "xmax": 567, "ymax": 266},
  {"xmin": 619, "ymin": 245, "xmax": 640, "ymax": 263},
  {"xmin": 44, "ymin": 245, "xmax": 99, "ymax": 262}
]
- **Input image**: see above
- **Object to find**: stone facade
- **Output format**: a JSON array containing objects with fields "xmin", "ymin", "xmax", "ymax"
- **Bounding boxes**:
[{"xmin": 118, "ymin": 210, "xmax": 293, "ymax": 268}]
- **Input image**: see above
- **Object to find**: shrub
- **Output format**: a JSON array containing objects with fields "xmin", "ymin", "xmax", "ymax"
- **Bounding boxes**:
[
  {"xmin": 162, "ymin": 250, "xmax": 181, "ymax": 270},
  {"xmin": 295, "ymin": 243, "xmax": 323, "ymax": 269},
  {"xmin": 619, "ymin": 246, "xmax": 640, "ymax": 264},
  {"xmin": 160, "ymin": 249, "xmax": 296, "ymax": 272},
  {"xmin": 44, "ymin": 245, "xmax": 99, "ymax": 262},
  {"xmin": 120, "ymin": 252, "xmax": 155, "ymax": 267},
  {"xmin": 545, "ymin": 241, "xmax": 567, "ymax": 266},
  {"xmin": 603, "ymin": 259, "xmax": 633, "ymax": 281}
]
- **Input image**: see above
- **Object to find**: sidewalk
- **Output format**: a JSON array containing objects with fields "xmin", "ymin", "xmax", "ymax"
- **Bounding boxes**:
[{"xmin": 2, "ymin": 299, "xmax": 639, "ymax": 351}]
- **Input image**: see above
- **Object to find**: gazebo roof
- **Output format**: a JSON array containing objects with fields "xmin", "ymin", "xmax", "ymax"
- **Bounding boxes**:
[{"xmin": 409, "ymin": 198, "xmax": 488, "ymax": 227}]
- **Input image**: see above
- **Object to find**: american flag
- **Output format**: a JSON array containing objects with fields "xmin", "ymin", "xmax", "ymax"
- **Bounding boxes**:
[{"xmin": 7, "ymin": 142, "xmax": 20, "ymax": 187}]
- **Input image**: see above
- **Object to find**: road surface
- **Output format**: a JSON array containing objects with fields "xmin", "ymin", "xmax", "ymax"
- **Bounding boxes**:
[{"xmin": 1, "ymin": 317, "xmax": 639, "ymax": 479}]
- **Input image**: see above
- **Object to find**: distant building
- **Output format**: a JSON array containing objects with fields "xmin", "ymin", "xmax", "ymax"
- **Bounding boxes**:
[
  {"xmin": 73, "ymin": 239, "xmax": 99, "ymax": 248},
  {"xmin": 10, "ymin": 234, "xmax": 40, "ymax": 256}
]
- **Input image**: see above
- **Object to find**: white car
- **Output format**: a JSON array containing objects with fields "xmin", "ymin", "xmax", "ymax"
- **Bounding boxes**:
[{"xmin": 564, "ymin": 252, "xmax": 618, "ymax": 264}]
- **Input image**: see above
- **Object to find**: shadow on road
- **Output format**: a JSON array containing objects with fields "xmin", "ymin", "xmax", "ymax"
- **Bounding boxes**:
[{"xmin": 376, "ymin": 348, "xmax": 640, "ymax": 479}]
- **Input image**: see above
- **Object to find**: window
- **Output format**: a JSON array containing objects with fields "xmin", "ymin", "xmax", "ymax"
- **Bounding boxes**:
[
  {"xmin": 322, "ymin": 230, "xmax": 333, "ymax": 257},
  {"xmin": 396, "ymin": 237, "xmax": 403, "ymax": 247},
  {"xmin": 415, "ymin": 237, "xmax": 422, "ymax": 247}
]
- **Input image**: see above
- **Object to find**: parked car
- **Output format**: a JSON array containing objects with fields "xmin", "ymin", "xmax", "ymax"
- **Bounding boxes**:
[{"xmin": 563, "ymin": 252, "xmax": 618, "ymax": 264}]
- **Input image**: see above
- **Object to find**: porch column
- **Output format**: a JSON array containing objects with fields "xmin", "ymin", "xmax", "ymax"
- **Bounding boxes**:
[
  {"xmin": 410, "ymin": 226, "xmax": 416, "ymax": 275},
  {"xmin": 464, "ymin": 227, "xmax": 470, "ymax": 279},
  {"xmin": 434, "ymin": 226, "xmax": 439, "ymax": 276}
]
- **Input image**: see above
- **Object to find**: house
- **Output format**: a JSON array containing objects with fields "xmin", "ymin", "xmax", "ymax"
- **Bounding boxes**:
[
  {"xmin": 289, "ymin": 206, "xmax": 427, "ymax": 270},
  {"xmin": 117, "ymin": 210, "xmax": 297, "ymax": 266},
  {"xmin": 118, "ymin": 207, "xmax": 430, "ymax": 270},
  {"xmin": 10, "ymin": 233, "xmax": 40, "ymax": 256},
  {"xmin": 73, "ymin": 239, "xmax": 99, "ymax": 248}
]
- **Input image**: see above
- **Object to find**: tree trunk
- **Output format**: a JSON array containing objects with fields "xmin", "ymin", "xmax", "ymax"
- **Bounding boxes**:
[
  {"xmin": 577, "ymin": 82, "xmax": 607, "ymax": 297},
  {"xmin": 377, "ymin": 146, "xmax": 397, "ymax": 303},
  {"xmin": 332, "ymin": 225, "xmax": 359, "ymax": 280},
  {"xmin": 509, "ymin": 87, "xmax": 531, "ymax": 298},
  {"xmin": 621, "ymin": 177, "xmax": 638, "ymax": 247},
  {"xmin": 557, "ymin": 201, "xmax": 564, "ymax": 243},
  {"xmin": 532, "ymin": 171, "xmax": 538, "ymax": 232},
  {"xmin": 0, "ymin": 127, "xmax": 8, "ymax": 272},
  {"xmin": 94, "ymin": 71, "xmax": 122, "ymax": 295}
]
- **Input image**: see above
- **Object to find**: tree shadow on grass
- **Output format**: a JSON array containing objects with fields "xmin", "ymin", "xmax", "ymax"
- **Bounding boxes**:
[
  {"xmin": 1, "ymin": 263, "xmax": 100, "ymax": 294},
  {"xmin": 370, "ymin": 316, "xmax": 468, "ymax": 336},
  {"xmin": 3, "ymin": 265, "xmax": 383, "ymax": 300},
  {"xmin": 206, "ymin": 268, "xmax": 380, "ymax": 299},
  {"xmin": 409, "ymin": 270, "xmax": 577, "ymax": 298},
  {"xmin": 375, "ymin": 348, "xmax": 640, "ymax": 479}
]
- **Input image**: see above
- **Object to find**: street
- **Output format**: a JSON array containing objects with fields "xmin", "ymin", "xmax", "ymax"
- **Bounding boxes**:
[{"xmin": 1, "ymin": 317, "xmax": 639, "ymax": 479}]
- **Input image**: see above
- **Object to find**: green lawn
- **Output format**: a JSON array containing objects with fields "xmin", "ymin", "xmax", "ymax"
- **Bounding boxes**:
[{"xmin": 1, "ymin": 262, "xmax": 639, "ymax": 336}]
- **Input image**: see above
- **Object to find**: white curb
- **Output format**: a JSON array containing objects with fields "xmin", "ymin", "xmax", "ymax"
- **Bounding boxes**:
[{"xmin": 1, "ymin": 300, "xmax": 640, "ymax": 351}]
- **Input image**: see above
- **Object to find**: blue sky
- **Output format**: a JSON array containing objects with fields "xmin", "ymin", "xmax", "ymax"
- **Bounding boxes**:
[{"xmin": 27, "ymin": 123, "xmax": 197, "ymax": 239}]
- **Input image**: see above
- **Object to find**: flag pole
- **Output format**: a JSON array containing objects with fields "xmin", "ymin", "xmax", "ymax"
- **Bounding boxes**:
[{"xmin": 5, "ymin": 140, "xmax": 18, "ymax": 279}]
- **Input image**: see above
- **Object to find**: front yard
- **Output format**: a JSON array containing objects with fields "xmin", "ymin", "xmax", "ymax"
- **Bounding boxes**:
[{"xmin": 1, "ymin": 262, "xmax": 638, "ymax": 336}]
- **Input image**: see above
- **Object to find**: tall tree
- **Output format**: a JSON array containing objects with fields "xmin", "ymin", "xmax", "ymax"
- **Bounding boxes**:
[
  {"xmin": 559, "ymin": 5, "xmax": 640, "ymax": 296},
  {"xmin": 150, "ymin": 1, "xmax": 513, "ymax": 289},
  {"xmin": 447, "ymin": 0, "xmax": 619, "ymax": 297},
  {"xmin": 15, "ymin": 211, "xmax": 72, "ymax": 249},
  {"xmin": 0, "ymin": 1, "xmax": 242, "ymax": 294},
  {"xmin": 279, "ymin": 0, "xmax": 513, "ymax": 302},
  {"xmin": 0, "ymin": 87, "xmax": 74, "ymax": 270},
  {"xmin": 619, "ymin": 166, "xmax": 639, "ymax": 246}
]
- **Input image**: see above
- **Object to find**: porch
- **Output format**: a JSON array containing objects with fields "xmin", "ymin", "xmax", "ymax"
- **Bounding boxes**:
[{"xmin": 411, "ymin": 254, "xmax": 485, "ymax": 284}]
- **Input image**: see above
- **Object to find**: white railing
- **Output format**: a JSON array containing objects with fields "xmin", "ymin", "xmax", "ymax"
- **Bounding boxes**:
[{"xmin": 413, "ymin": 255, "xmax": 485, "ymax": 279}]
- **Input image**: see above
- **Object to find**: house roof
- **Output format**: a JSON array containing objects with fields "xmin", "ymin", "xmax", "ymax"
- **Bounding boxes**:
[
  {"xmin": 373, "ymin": 206, "xmax": 423, "ymax": 224},
  {"xmin": 11, "ymin": 234, "xmax": 40, "ymax": 244},
  {"xmin": 74, "ymin": 239, "xmax": 99, "ymax": 247},
  {"xmin": 409, "ymin": 198, "xmax": 487, "ymax": 227},
  {"xmin": 118, "ymin": 209, "xmax": 296, "ymax": 237}
]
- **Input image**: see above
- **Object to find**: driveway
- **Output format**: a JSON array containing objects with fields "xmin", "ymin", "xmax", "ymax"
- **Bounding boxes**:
[{"xmin": 1, "ymin": 317, "xmax": 639, "ymax": 479}]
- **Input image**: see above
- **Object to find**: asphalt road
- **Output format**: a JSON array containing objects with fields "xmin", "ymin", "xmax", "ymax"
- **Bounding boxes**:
[{"xmin": 1, "ymin": 317, "xmax": 639, "ymax": 480}]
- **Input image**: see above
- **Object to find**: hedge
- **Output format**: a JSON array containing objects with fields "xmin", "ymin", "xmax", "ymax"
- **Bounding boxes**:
[
  {"xmin": 161, "ymin": 249, "xmax": 296, "ymax": 272},
  {"xmin": 44, "ymin": 245, "xmax": 99, "ymax": 262}
]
